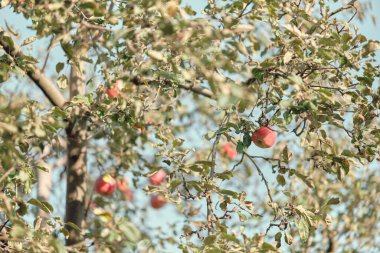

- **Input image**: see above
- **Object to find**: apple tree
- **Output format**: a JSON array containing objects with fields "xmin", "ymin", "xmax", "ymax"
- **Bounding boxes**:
[{"xmin": 0, "ymin": 0, "xmax": 379, "ymax": 252}]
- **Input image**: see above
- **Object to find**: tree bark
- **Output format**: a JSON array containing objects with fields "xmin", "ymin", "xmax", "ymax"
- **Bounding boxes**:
[
  {"xmin": 65, "ymin": 44, "xmax": 87, "ymax": 245},
  {"xmin": 0, "ymin": 27, "xmax": 66, "ymax": 108},
  {"xmin": 37, "ymin": 144, "xmax": 53, "ymax": 227}
]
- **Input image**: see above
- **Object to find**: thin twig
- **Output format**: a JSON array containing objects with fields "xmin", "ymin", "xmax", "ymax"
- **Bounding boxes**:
[
  {"xmin": 244, "ymin": 152, "xmax": 274, "ymax": 203},
  {"xmin": 228, "ymin": 153, "xmax": 245, "ymax": 174},
  {"xmin": 328, "ymin": 0, "xmax": 357, "ymax": 18},
  {"xmin": 41, "ymin": 36, "xmax": 55, "ymax": 73},
  {"xmin": 130, "ymin": 76, "xmax": 214, "ymax": 99},
  {"xmin": 0, "ymin": 220, "xmax": 9, "ymax": 233},
  {"xmin": 205, "ymin": 113, "xmax": 230, "ymax": 235}
]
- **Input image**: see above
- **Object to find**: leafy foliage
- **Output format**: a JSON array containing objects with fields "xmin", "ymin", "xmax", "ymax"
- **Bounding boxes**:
[{"xmin": 0, "ymin": 0, "xmax": 379, "ymax": 252}]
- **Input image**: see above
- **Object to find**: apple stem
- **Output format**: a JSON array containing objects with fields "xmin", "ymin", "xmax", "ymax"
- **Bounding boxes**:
[{"xmin": 258, "ymin": 111, "xmax": 269, "ymax": 126}]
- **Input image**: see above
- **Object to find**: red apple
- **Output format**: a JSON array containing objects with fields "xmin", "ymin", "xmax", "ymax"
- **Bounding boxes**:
[
  {"xmin": 106, "ymin": 80, "xmax": 123, "ymax": 99},
  {"xmin": 116, "ymin": 178, "xmax": 129, "ymax": 192},
  {"xmin": 150, "ymin": 194, "xmax": 167, "ymax": 209},
  {"xmin": 106, "ymin": 88, "xmax": 119, "ymax": 98},
  {"xmin": 251, "ymin": 126, "xmax": 276, "ymax": 148},
  {"xmin": 221, "ymin": 142, "xmax": 237, "ymax": 159},
  {"xmin": 149, "ymin": 169, "xmax": 167, "ymax": 185},
  {"xmin": 95, "ymin": 174, "xmax": 117, "ymax": 196}
]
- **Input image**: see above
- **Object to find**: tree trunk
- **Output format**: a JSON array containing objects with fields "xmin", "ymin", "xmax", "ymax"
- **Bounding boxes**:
[{"xmin": 65, "ymin": 45, "xmax": 87, "ymax": 245}]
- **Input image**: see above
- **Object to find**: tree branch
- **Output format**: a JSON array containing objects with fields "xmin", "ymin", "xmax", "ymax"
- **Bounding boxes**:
[
  {"xmin": 0, "ymin": 27, "xmax": 66, "ymax": 108},
  {"xmin": 130, "ymin": 76, "xmax": 214, "ymax": 99},
  {"xmin": 328, "ymin": 0, "xmax": 357, "ymax": 18},
  {"xmin": 36, "ymin": 144, "xmax": 53, "ymax": 227},
  {"xmin": 244, "ymin": 152, "xmax": 274, "ymax": 203},
  {"xmin": 65, "ymin": 35, "xmax": 88, "ymax": 245}
]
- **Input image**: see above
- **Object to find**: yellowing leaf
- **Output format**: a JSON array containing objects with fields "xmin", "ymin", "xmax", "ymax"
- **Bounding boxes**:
[
  {"xmin": 147, "ymin": 50, "xmax": 166, "ymax": 62},
  {"xmin": 282, "ymin": 24, "xmax": 307, "ymax": 39},
  {"xmin": 283, "ymin": 51, "xmax": 293, "ymax": 64},
  {"xmin": 234, "ymin": 24, "xmax": 254, "ymax": 33},
  {"xmin": 93, "ymin": 208, "xmax": 113, "ymax": 222},
  {"xmin": 21, "ymin": 36, "xmax": 36, "ymax": 46}
]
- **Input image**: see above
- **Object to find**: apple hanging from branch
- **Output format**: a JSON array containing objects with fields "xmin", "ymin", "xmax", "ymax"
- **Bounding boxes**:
[
  {"xmin": 251, "ymin": 126, "xmax": 276, "ymax": 148},
  {"xmin": 149, "ymin": 169, "xmax": 167, "ymax": 185},
  {"xmin": 150, "ymin": 194, "xmax": 167, "ymax": 209},
  {"xmin": 106, "ymin": 79, "xmax": 123, "ymax": 99},
  {"xmin": 116, "ymin": 178, "xmax": 129, "ymax": 192},
  {"xmin": 95, "ymin": 174, "xmax": 117, "ymax": 196}
]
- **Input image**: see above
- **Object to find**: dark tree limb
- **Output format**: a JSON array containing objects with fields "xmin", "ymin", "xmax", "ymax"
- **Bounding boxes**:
[
  {"xmin": 65, "ymin": 42, "xmax": 88, "ymax": 245},
  {"xmin": 0, "ymin": 27, "xmax": 66, "ymax": 108},
  {"xmin": 130, "ymin": 76, "xmax": 214, "ymax": 99}
]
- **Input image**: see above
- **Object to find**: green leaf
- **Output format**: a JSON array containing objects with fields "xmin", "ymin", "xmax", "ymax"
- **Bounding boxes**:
[
  {"xmin": 189, "ymin": 161, "xmax": 214, "ymax": 173},
  {"xmin": 294, "ymin": 171, "xmax": 314, "ymax": 188},
  {"xmin": 221, "ymin": 233, "xmax": 239, "ymax": 244},
  {"xmin": 341, "ymin": 149, "xmax": 353, "ymax": 157},
  {"xmin": 214, "ymin": 171, "xmax": 233, "ymax": 180},
  {"xmin": 220, "ymin": 189, "xmax": 239, "ymax": 199},
  {"xmin": 170, "ymin": 180, "xmax": 182, "ymax": 188},
  {"xmin": 48, "ymin": 238, "xmax": 66, "ymax": 253},
  {"xmin": 321, "ymin": 197, "xmax": 340, "ymax": 211},
  {"xmin": 60, "ymin": 42, "xmax": 74, "ymax": 59},
  {"xmin": 156, "ymin": 132, "xmax": 169, "ymax": 143},
  {"xmin": 279, "ymin": 98, "xmax": 293, "ymax": 110},
  {"xmin": 119, "ymin": 221, "xmax": 141, "ymax": 242},
  {"xmin": 276, "ymin": 175, "xmax": 286, "ymax": 186},
  {"xmin": 275, "ymin": 232, "xmax": 282, "ymax": 248},
  {"xmin": 66, "ymin": 222, "xmax": 81, "ymax": 232},
  {"xmin": 173, "ymin": 138, "xmax": 184, "ymax": 147},
  {"xmin": 56, "ymin": 62, "xmax": 64, "ymax": 74},
  {"xmin": 251, "ymin": 68, "xmax": 264, "ymax": 82},
  {"xmin": 295, "ymin": 217, "xmax": 309, "ymax": 242},
  {"xmin": 236, "ymin": 141, "xmax": 244, "ymax": 153},
  {"xmin": 285, "ymin": 233, "xmax": 293, "ymax": 245},
  {"xmin": 281, "ymin": 146, "xmax": 290, "ymax": 163},
  {"xmin": 1, "ymin": 34, "xmax": 14, "ymax": 48},
  {"xmin": 204, "ymin": 235, "xmax": 217, "ymax": 245},
  {"xmin": 261, "ymin": 242, "xmax": 278, "ymax": 251},
  {"xmin": 243, "ymin": 133, "xmax": 251, "ymax": 147},
  {"xmin": 326, "ymin": 197, "xmax": 340, "ymax": 205},
  {"xmin": 16, "ymin": 200, "xmax": 28, "ymax": 216},
  {"xmin": 28, "ymin": 198, "xmax": 54, "ymax": 214}
]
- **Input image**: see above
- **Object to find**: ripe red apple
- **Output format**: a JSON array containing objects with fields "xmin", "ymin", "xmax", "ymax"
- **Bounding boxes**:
[
  {"xmin": 221, "ymin": 142, "xmax": 237, "ymax": 159},
  {"xmin": 149, "ymin": 169, "xmax": 167, "ymax": 185},
  {"xmin": 106, "ymin": 80, "xmax": 123, "ymax": 99},
  {"xmin": 95, "ymin": 174, "xmax": 117, "ymax": 196},
  {"xmin": 251, "ymin": 126, "xmax": 276, "ymax": 148},
  {"xmin": 106, "ymin": 88, "xmax": 119, "ymax": 98},
  {"xmin": 116, "ymin": 178, "xmax": 129, "ymax": 192},
  {"xmin": 150, "ymin": 194, "xmax": 167, "ymax": 209}
]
